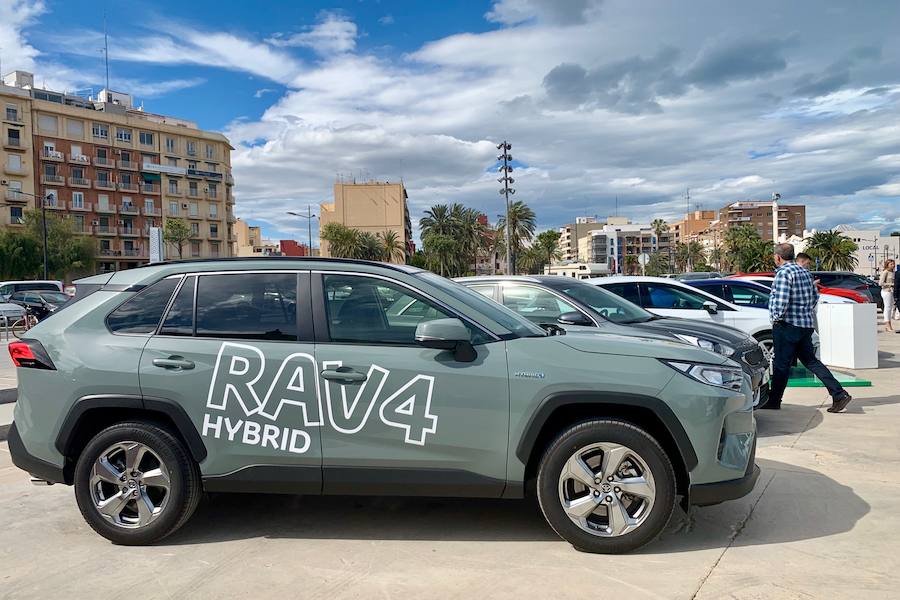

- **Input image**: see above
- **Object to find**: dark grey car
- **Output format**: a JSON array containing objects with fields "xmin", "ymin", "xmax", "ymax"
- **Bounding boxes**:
[{"xmin": 456, "ymin": 276, "xmax": 770, "ymax": 406}]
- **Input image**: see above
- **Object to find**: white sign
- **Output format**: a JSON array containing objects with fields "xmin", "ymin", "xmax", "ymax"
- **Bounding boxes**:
[
  {"xmin": 149, "ymin": 227, "xmax": 164, "ymax": 262},
  {"xmin": 638, "ymin": 253, "xmax": 650, "ymax": 266}
]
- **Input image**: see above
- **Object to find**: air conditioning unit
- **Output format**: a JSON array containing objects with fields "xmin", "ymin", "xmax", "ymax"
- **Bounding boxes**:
[
  {"xmin": 0, "ymin": 179, "xmax": 7, "ymax": 186},
  {"xmin": 91, "ymin": 220, "xmax": 100, "ymax": 226},
  {"xmin": 182, "ymin": 203, "xmax": 189, "ymax": 209},
  {"xmin": 117, "ymin": 220, "xmax": 124, "ymax": 226}
]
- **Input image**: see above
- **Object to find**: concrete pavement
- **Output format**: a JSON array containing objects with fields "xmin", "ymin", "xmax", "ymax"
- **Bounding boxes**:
[{"xmin": 1, "ymin": 332, "xmax": 899, "ymax": 599}]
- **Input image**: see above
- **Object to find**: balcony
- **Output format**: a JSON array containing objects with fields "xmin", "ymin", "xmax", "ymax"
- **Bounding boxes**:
[
  {"xmin": 95, "ymin": 180, "xmax": 116, "ymax": 191},
  {"xmin": 3, "ymin": 137, "xmax": 26, "ymax": 150},
  {"xmin": 208, "ymin": 231, "xmax": 220, "ymax": 240},
  {"xmin": 186, "ymin": 211, "xmax": 202, "ymax": 220},
  {"xmin": 207, "ymin": 212, "xmax": 221, "ymax": 221},
  {"xmin": 93, "ymin": 156, "xmax": 115, "ymax": 168},
  {"xmin": 190, "ymin": 230, "xmax": 203, "ymax": 240},
  {"xmin": 69, "ymin": 177, "xmax": 91, "ymax": 188},
  {"xmin": 98, "ymin": 247, "xmax": 121, "ymax": 256},
  {"xmin": 41, "ymin": 149, "xmax": 65, "ymax": 162},
  {"xmin": 122, "ymin": 247, "xmax": 145, "ymax": 257},
  {"xmin": 95, "ymin": 204, "xmax": 117, "ymax": 214},
  {"xmin": 206, "ymin": 190, "xmax": 219, "ymax": 200},
  {"xmin": 3, "ymin": 163, "xmax": 26, "ymax": 176},
  {"xmin": 117, "ymin": 181, "xmax": 139, "ymax": 193},
  {"xmin": 187, "ymin": 168, "xmax": 222, "ymax": 180},
  {"xmin": 41, "ymin": 174, "xmax": 65, "ymax": 185},
  {"xmin": 119, "ymin": 227, "xmax": 140, "ymax": 237},
  {"xmin": 166, "ymin": 207, "xmax": 184, "ymax": 218},
  {"xmin": 186, "ymin": 189, "xmax": 201, "ymax": 199},
  {"xmin": 118, "ymin": 159, "xmax": 138, "ymax": 170},
  {"xmin": 44, "ymin": 201, "xmax": 65, "ymax": 211},
  {"xmin": 72, "ymin": 224, "xmax": 93, "ymax": 235},
  {"xmin": 68, "ymin": 202, "xmax": 93, "ymax": 212},
  {"xmin": 4, "ymin": 190, "xmax": 28, "ymax": 203},
  {"xmin": 143, "ymin": 206, "xmax": 162, "ymax": 217},
  {"xmin": 69, "ymin": 154, "xmax": 91, "ymax": 165},
  {"xmin": 165, "ymin": 187, "xmax": 183, "ymax": 197},
  {"xmin": 120, "ymin": 204, "xmax": 140, "ymax": 215},
  {"xmin": 141, "ymin": 183, "xmax": 161, "ymax": 195},
  {"xmin": 226, "ymin": 213, "xmax": 236, "ymax": 224},
  {"xmin": 225, "ymin": 173, "xmax": 234, "ymax": 185}
]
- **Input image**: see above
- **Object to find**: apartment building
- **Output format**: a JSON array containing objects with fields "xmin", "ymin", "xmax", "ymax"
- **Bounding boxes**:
[
  {"xmin": 557, "ymin": 216, "xmax": 607, "ymax": 262},
  {"xmin": 581, "ymin": 220, "xmax": 665, "ymax": 274},
  {"xmin": 233, "ymin": 218, "xmax": 280, "ymax": 256},
  {"xmin": 319, "ymin": 180, "xmax": 413, "ymax": 263},
  {"xmin": 1, "ymin": 75, "xmax": 35, "ymax": 227},
  {"xmin": 669, "ymin": 210, "xmax": 717, "ymax": 245},
  {"xmin": 1, "ymin": 71, "xmax": 235, "ymax": 272},
  {"xmin": 719, "ymin": 200, "xmax": 805, "ymax": 241}
]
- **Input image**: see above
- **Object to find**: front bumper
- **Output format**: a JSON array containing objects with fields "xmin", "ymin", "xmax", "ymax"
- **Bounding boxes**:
[
  {"xmin": 6, "ymin": 422, "xmax": 67, "ymax": 484},
  {"xmin": 689, "ymin": 435, "xmax": 759, "ymax": 506}
]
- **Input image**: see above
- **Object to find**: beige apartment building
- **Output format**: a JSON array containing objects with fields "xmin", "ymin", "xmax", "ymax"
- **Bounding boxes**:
[
  {"xmin": 319, "ymin": 181, "xmax": 413, "ymax": 263},
  {"xmin": 719, "ymin": 201, "xmax": 805, "ymax": 241},
  {"xmin": 233, "ymin": 218, "xmax": 279, "ymax": 256},
  {"xmin": 1, "ymin": 71, "xmax": 235, "ymax": 272},
  {"xmin": 669, "ymin": 210, "xmax": 717, "ymax": 245},
  {"xmin": 557, "ymin": 217, "xmax": 607, "ymax": 262},
  {"xmin": 1, "ymin": 75, "xmax": 36, "ymax": 226}
]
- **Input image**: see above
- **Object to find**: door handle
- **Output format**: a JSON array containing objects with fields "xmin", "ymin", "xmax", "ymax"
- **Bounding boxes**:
[
  {"xmin": 153, "ymin": 356, "xmax": 195, "ymax": 370},
  {"xmin": 321, "ymin": 367, "xmax": 367, "ymax": 383}
]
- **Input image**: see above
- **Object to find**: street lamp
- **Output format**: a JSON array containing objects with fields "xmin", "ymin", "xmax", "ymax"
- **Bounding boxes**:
[
  {"xmin": 0, "ymin": 183, "xmax": 53, "ymax": 279},
  {"xmin": 497, "ymin": 141, "xmax": 515, "ymax": 275},
  {"xmin": 286, "ymin": 205, "xmax": 317, "ymax": 256}
]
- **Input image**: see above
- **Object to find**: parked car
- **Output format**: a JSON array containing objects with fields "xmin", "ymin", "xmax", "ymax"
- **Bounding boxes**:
[
  {"xmin": 673, "ymin": 272, "xmax": 723, "ymax": 281},
  {"xmin": 7, "ymin": 290, "xmax": 72, "ymax": 321},
  {"xmin": 686, "ymin": 279, "xmax": 772, "ymax": 309},
  {"xmin": 811, "ymin": 271, "xmax": 882, "ymax": 309},
  {"xmin": 457, "ymin": 275, "xmax": 770, "ymax": 407},
  {"xmin": 588, "ymin": 275, "xmax": 774, "ymax": 366},
  {"xmin": 8, "ymin": 258, "xmax": 758, "ymax": 553},
  {"xmin": 0, "ymin": 301, "xmax": 26, "ymax": 327},
  {"xmin": 0, "ymin": 280, "xmax": 64, "ymax": 302},
  {"xmin": 728, "ymin": 273, "xmax": 865, "ymax": 304}
]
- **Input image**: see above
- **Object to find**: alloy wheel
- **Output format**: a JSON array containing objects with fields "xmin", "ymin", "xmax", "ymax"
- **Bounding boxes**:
[
  {"xmin": 557, "ymin": 442, "xmax": 656, "ymax": 537},
  {"xmin": 89, "ymin": 441, "xmax": 171, "ymax": 529}
]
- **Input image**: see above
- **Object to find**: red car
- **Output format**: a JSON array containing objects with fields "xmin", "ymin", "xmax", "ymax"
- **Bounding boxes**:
[{"xmin": 728, "ymin": 273, "xmax": 868, "ymax": 304}]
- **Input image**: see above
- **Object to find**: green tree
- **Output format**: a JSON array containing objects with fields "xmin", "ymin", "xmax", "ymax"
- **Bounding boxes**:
[
  {"xmin": 0, "ymin": 211, "xmax": 94, "ymax": 279},
  {"xmin": 320, "ymin": 222, "xmax": 361, "ymax": 258},
  {"xmin": 421, "ymin": 233, "xmax": 459, "ymax": 277},
  {"xmin": 533, "ymin": 229, "xmax": 562, "ymax": 267},
  {"xmin": 724, "ymin": 224, "xmax": 768, "ymax": 273},
  {"xmin": 805, "ymin": 230, "xmax": 858, "ymax": 271},
  {"xmin": 408, "ymin": 249, "xmax": 428, "ymax": 269},
  {"xmin": 163, "ymin": 218, "xmax": 192, "ymax": 259},
  {"xmin": 645, "ymin": 251, "xmax": 670, "ymax": 277},
  {"xmin": 0, "ymin": 226, "xmax": 42, "ymax": 279},
  {"xmin": 419, "ymin": 203, "xmax": 488, "ymax": 276},
  {"xmin": 623, "ymin": 255, "xmax": 640, "ymax": 275},
  {"xmin": 651, "ymin": 218, "xmax": 668, "ymax": 239},
  {"xmin": 357, "ymin": 232, "xmax": 385, "ymax": 261},
  {"xmin": 497, "ymin": 200, "xmax": 536, "ymax": 274},
  {"xmin": 378, "ymin": 230, "xmax": 405, "ymax": 263}
]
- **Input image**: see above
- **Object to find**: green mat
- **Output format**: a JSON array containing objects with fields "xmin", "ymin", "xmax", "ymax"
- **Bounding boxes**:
[{"xmin": 786, "ymin": 366, "xmax": 872, "ymax": 387}]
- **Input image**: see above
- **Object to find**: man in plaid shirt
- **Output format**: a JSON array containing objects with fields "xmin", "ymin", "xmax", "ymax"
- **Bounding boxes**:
[{"xmin": 764, "ymin": 243, "xmax": 852, "ymax": 412}]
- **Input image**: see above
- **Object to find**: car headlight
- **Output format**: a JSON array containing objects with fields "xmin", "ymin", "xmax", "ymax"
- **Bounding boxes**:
[
  {"xmin": 662, "ymin": 360, "xmax": 744, "ymax": 391},
  {"xmin": 674, "ymin": 334, "xmax": 736, "ymax": 357}
]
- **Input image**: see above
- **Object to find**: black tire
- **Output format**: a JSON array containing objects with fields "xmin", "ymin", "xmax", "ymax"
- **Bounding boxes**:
[
  {"xmin": 754, "ymin": 331, "xmax": 774, "ymax": 408},
  {"xmin": 74, "ymin": 421, "xmax": 202, "ymax": 545},
  {"xmin": 537, "ymin": 419, "xmax": 676, "ymax": 554}
]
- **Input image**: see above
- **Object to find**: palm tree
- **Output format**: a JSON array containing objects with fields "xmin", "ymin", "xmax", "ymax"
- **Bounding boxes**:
[
  {"xmin": 645, "ymin": 251, "xmax": 670, "ymax": 277},
  {"xmin": 623, "ymin": 255, "xmax": 640, "ymax": 275},
  {"xmin": 651, "ymin": 218, "xmax": 668, "ymax": 239},
  {"xmin": 805, "ymin": 230, "xmax": 858, "ymax": 271},
  {"xmin": 378, "ymin": 230, "xmax": 405, "ymax": 263},
  {"xmin": 724, "ymin": 224, "xmax": 761, "ymax": 273},
  {"xmin": 357, "ymin": 232, "xmax": 384, "ymax": 261},
  {"xmin": 419, "ymin": 204, "xmax": 454, "ymax": 239},
  {"xmin": 320, "ymin": 222, "xmax": 360, "ymax": 258},
  {"xmin": 533, "ymin": 229, "xmax": 562, "ymax": 270},
  {"xmin": 422, "ymin": 233, "xmax": 458, "ymax": 277},
  {"xmin": 497, "ymin": 200, "xmax": 536, "ymax": 274}
]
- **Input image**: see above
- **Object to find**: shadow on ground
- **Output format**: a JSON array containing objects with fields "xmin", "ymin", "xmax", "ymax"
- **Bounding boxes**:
[{"xmin": 166, "ymin": 459, "xmax": 868, "ymax": 554}]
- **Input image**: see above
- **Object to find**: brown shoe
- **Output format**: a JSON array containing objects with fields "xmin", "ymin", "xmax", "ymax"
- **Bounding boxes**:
[{"xmin": 827, "ymin": 392, "xmax": 852, "ymax": 413}]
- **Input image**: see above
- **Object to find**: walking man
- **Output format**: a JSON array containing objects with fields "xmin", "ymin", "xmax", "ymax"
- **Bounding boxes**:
[{"xmin": 764, "ymin": 243, "xmax": 853, "ymax": 412}]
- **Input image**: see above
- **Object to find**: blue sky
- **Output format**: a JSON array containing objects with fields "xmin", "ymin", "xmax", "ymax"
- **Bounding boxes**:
[{"xmin": 3, "ymin": 0, "xmax": 900, "ymax": 245}]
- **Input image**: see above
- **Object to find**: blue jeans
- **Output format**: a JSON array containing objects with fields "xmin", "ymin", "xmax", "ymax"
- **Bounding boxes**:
[{"xmin": 768, "ymin": 321, "xmax": 845, "ymax": 406}]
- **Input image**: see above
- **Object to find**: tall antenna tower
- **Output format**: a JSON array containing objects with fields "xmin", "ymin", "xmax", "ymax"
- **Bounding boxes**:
[
  {"xmin": 685, "ymin": 188, "xmax": 691, "ymax": 215},
  {"xmin": 103, "ymin": 10, "xmax": 110, "ymax": 93}
]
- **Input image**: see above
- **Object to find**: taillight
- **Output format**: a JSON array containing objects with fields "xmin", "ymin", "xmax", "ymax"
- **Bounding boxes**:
[{"xmin": 8, "ymin": 340, "xmax": 56, "ymax": 370}]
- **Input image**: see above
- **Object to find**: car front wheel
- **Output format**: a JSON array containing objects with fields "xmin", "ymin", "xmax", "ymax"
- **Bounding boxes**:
[
  {"xmin": 74, "ymin": 421, "xmax": 202, "ymax": 545},
  {"xmin": 537, "ymin": 419, "xmax": 676, "ymax": 553}
]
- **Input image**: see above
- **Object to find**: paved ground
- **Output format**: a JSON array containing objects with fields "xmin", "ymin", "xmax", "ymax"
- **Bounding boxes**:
[{"xmin": 1, "ymin": 331, "xmax": 899, "ymax": 599}]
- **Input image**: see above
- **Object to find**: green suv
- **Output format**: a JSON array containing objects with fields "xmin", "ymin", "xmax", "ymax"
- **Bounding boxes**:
[{"xmin": 8, "ymin": 259, "xmax": 758, "ymax": 553}]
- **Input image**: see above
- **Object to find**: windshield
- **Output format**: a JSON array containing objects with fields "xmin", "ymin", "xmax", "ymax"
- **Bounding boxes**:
[
  {"xmin": 38, "ymin": 292, "xmax": 70, "ymax": 303},
  {"xmin": 416, "ymin": 272, "xmax": 546, "ymax": 338},
  {"xmin": 549, "ymin": 280, "xmax": 655, "ymax": 324}
]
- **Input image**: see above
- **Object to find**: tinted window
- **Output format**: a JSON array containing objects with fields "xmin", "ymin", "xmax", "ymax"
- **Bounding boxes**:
[
  {"xmin": 501, "ymin": 284, "xmax": 582, "ymax": 325},
  {"xmin": 107, "ymin": 277, "xmax": 180, "ymax": 334},
  {"xmin": 640, "ymin": 283, "xmax": 709, "ymax": 310},
  {"xmin": 196, "ymin": 273, "xmax": 298, "ymax": 341},
  {"xmin": 37, "ymin": 291, "xmax": 70, "ymax": 304},
  {"xmin": 159, "ymin": 276, "xmax": 196, "ymax": 336},
  {"xmin": 323, "ymin": 274, "xmax": 470, "ymax": 345},
  {"xmin": 603, "ymin": 282, "xmax": 642, "ymax": 306},
  {"xmin": 728, "ymin": 284, "xmax": 770, "ymax": 306},
  {"xmin": 551, "ymin": 281, "xmax": 653, "ymax": 324},
  {"xmin": 698, "ymin": 284, "xmax": 725, "ymax": 300},
  {"xmin": 15, "ymin": 283, "xmax": 59, "ymax": 293}
]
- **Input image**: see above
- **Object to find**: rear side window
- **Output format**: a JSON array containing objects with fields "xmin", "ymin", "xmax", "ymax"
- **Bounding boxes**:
[
  {"xmin": 195, "ymin": 273, "xmax": 298, "ymax": 341},
  {"xmin": 159, "ymin": 276, "xmax": 196, "ymax": 336},
  {"xmin": 604, "ymin": 282, "xmax": 641, "ymax": 306},
  {"xmin": 16, "ymin": 283, "xmax": 59, "ymax": 293},
  {"xmin": 107, "ymin": 277, "xmax": 180, "ymax": 334}
]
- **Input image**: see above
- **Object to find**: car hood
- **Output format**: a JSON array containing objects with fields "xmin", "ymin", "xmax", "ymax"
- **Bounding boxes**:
[
  {"xmin": 557, "ymin": 329, "xmax": 731, "ymax": 364},
  {"xmin": 561, "ymin": 321, "xmax": 680, "ymax": 343},
  {"xmin": 630, "ymin": 316, "xmax": 753, "ymax": 345}
]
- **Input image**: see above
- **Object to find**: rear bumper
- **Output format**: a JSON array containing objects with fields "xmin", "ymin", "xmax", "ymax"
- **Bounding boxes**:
[{"xmin": 6, "ymin": 422, "xmax": 67, "ymax": 484}]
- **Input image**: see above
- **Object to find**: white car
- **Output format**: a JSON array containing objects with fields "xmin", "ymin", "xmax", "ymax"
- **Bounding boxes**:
[
  {"xmin": 587, "ymin": 275, "xmax": 775, "ymax": 364},
  {"xmin": 727, "ymin": 275, "xmax": 854, "ymax": 304}
]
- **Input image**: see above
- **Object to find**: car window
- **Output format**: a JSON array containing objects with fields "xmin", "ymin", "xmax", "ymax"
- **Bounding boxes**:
[
  {"xmin": 501, "ymin": 284, "xmax": 582, "ymax": 325},
  {"xmin": 323, "ymin": 274, "xmax": 482, "ymax": 345},
  {"xmin": 468, "ymin": 284, "xmax": 496, "ymax": 300},
  {"xmin": 23, "ymin": 293, "xmax": 40, "ymax": 303},
  {"xmin": 159, "ymin": 276, "xmax": 196, "ymax": 336},
  {"xmin": 107, "ymin": 277, "xmax": 180, "ymax": 334},
  {"xmin": 9, "ymin": 292, "xmax": 26, "ymax": 301},
  {"xmin": 0, "ymin": 285, "xmax": 11, "ymax": 296},
  {"xmin": 602, "ymin": 282, "xmax": 642, "ymax": 306},
  {"xmin": 38, "ymin": 292, "xmax": 70, "ymax": 303},
  {"xmin": 15, "ymin": 283, "xmax": 59, "ymax": 293},
  {"xmin": 728, "ymin": 284, "xmax": 770, "ymax": 306},
  {"xmin": 698, "ymin": 283, "xmax": 725, "ymax": 301},
  {"xmin": 195, "ymin": 273, "xmax": 298, "ymax": 341},
  {"xmin": 550, "ymin": 281, "xmax": 654, "ymax": 324},
  {"xmin": 640, "ymin": 283, "xmax": 710, "ymax": 310}
]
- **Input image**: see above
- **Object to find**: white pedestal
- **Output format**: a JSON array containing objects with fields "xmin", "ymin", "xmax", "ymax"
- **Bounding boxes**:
[{"xmin": 817, "ymin": 303, "xmax": 878, "ymax": 369}]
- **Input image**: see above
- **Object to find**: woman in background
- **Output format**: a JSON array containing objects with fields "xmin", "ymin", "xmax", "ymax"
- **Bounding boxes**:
[{"xmin": 879, "ymin": 259, "xmax": 895, "ymax": 332}]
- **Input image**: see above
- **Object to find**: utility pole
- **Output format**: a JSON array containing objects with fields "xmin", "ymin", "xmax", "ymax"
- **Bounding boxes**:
[
  {"xmin": 286, "ymin": 206, "xmax": 317, "ymax": 256},
  {"xmin": 771, "ymin": 192, "xmax": 781, "ymax": 244},
  {"xmin": 497, "ymin": 141, "xmax": 515, "ymax": 275}
]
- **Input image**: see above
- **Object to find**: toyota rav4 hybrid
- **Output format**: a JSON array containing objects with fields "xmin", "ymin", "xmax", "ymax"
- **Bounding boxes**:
[{"xmin": 8, "ymin": 259, "xmax": 759, "ymax": 554}]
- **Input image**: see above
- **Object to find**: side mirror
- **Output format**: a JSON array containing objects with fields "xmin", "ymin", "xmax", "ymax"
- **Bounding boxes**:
[
  {"xmin": 415, "ymin": 318, "xmax": 476, "ymax": 362},
  {"xmin": 702, "ymin": 301, "xmax": 718, "ymax": 314},
  {"xmin": 557, "ymin": 311, "xmax": 593, "ymax": 326}
]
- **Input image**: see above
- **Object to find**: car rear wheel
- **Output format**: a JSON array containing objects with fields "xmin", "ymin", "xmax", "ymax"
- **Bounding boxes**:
[
  {"xmin": 537, "ymin": 419, "xmax": 676, "ymax": 554},
  {"xmin": 74, "ymin": 421, "xmax": 201, "ymax": 545}
]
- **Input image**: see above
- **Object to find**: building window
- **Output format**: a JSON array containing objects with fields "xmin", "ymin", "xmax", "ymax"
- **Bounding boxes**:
[
  {"xmin": 205, "ymin": 162, "xmax": 217, "ymax": 172},
  {"xmin": 190, "ymin": 241, "xmax": 201, "ymax": 257},
  {"xmin": 116, "ymin": 127, "xmax": 132, "ymax": 142},
  {"xmin": 166, "ymin": 157, "xmax": 178, "ymax": 167},
  {"xmin": 207, "ymin": 183, "xmax": 217, "ymax": 198},
  {"xmin": 188, "ymin": 181, "xmax": 198, "ymax": 196},
  {"xmin": 44, "ymin": 189, "xmax": 59, "ymax": 207},
  {"xmin": 205, "ymin": 144, "xmax": 215, "ymax": 159},
  {"xmin": 168, "ymin": 200, "xmax": 179, "ymax": 214},
  {"xmin": 209, "ymin": 223, "xmax": 218, "ymax": 238},
  {"xmin": 5, "ymin": 104, "xmax": 18, "ymax": 121},
  {"xmin": 139, "ymin": 132, "xmax": 153, "ymax": 145},
  {"xmin": 210, "ymin": 242, "xmax": 219, "ymax": 257},
  {"xmin": 208, "ymin": 203, "xmax": 218, "ymax": 218},
  {"xmin": 189, "ymin": 202, "xmax": 199, "ymax": 217},
  {"xmin": 92, "ymin": 123, "xmax": 109, "ymax": 139},
  {"xmin": 144, "ymin": 198, "xmax": 155, "ymax": 212},
  {"xmin": 98, "ymin": 194, "xmax": 110, "ymax": 210},
  {"xmin": 190, "ymin": 222, "xmax": 200, "ymax": 237},
  {"xmin": 186, "ymin": 141, "xmax": 196, "ymax": 156},
  {"xmin": 6, "ymin": 128, "xmax": 21, "ymax": 146},
  {"xmin": 72, "ymin": 191, "xmax": 85, "ymax": 208},
  {"xmin": 6, "ymin": 154, "xmax": 21, "ymax": 170},
  {"xmin": 37, "ymin": 114, "xmax": 58, "ymax": 134},
  {"xmin": 66, "ymin": 119, "xmax": 85, "ymax": 138},
  {"xmin": 10, "ymin": 206, "xmax": 24, "ymax": 224},
  {"xmin": 165, "ymin": 137, "xmax": 176, "ymax": 153},
  {"xmin": 168, "ymin": 180, "xmax": 179, "ymax": 194}
]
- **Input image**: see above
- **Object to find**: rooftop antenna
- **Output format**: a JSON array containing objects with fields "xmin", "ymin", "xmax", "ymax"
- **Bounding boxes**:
[{"xmin": 685, "ymin": 188, "xmax": 691, "ymax": 215}]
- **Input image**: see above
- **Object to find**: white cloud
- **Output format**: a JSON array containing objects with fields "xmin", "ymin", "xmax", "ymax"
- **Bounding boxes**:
[
  {"xmin": 379, "ymin": 14, "xmax": 395, "ymax": 25},
  {"xmin": 254, "ymin": 88, "xmax": 276, "ymax": 98},
  {"xmin": 117, "ymin": 77, "xmax": 206, "ymax": 98},
  {"xmin": 0, "ymin": 0, "xmax": 45, "ymax": 72},
  {"xmin": 268, "ymin": 12, "xmax": 357, "ymax": 56},
  {"xmin": 610, "ymin": 177, "xmax": 645, "ymax": 186}
]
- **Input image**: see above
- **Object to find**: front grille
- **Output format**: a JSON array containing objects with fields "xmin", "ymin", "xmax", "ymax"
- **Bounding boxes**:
[{"xmin": 742, "ymin": 346, "xmax": 764, "ymax": 366}]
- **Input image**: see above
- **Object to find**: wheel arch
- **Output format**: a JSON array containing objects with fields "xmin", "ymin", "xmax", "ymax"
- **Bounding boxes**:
[
  {"xmin": 55, "ymin": 394, "xmax": 207, "ymax": 484},
  {"xmin": 516, "ymin": 392, "xmax": 697, "ymax": 501}
]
